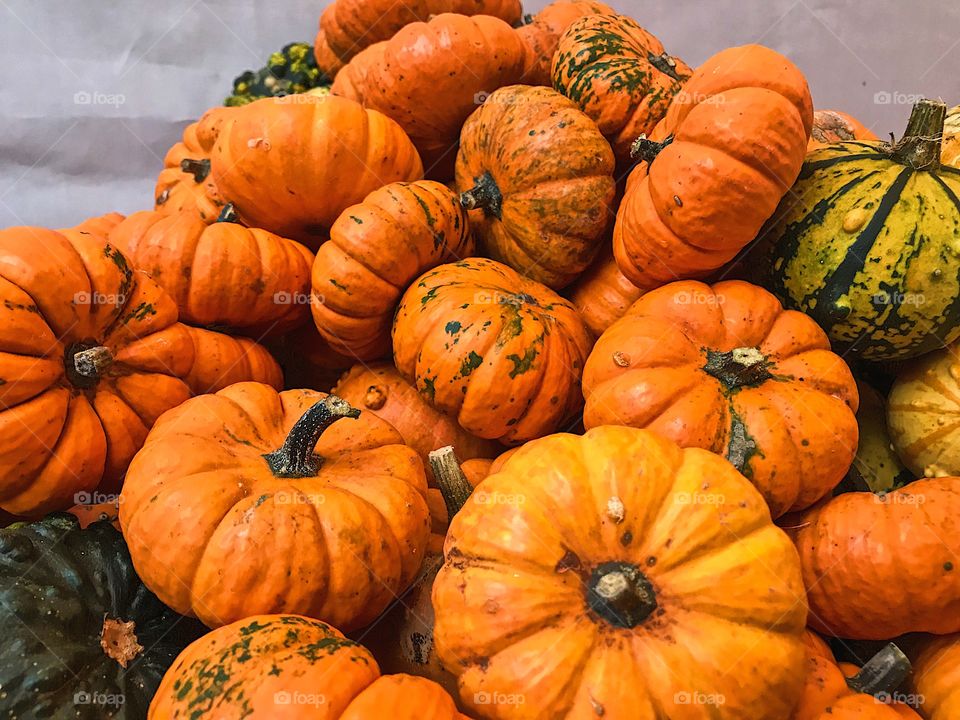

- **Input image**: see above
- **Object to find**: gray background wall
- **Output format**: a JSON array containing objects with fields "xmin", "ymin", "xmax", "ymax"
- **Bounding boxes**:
[{"xmin": 1, "ymin": 0, "xmax": 958, "ymax": 229}]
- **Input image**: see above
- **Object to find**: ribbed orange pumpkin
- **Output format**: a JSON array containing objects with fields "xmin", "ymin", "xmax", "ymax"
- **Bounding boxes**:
[
  {"xmin": 311, "ymin": 181, "xmax": 473, "ymax": 358},
  {"xmin": 179, "ymin": 325, "xmax": 282, "ymax": 394},
  {"xmin": 552, "ymin": 13, "xmax": 692, "ymax": 166},
  {"xmin": 456, "ymin": 85, "xmax": 616, "ymax": 289},
  {"xmin": 614, "ymin": 44, "xmax": 813, "ymax": 289},
  {"xmin": 149, "ymin": 614, "xmax": 470, "ymax": 719},
  {"xmin": 210, "ymin": 95, "xmax": 423, "ymax": 249},
  {"xmin": 515, "ymin": 0, "xmax": 616, "ymax": 86},
  {"xmin": 569, "ymin": 245, "xmax": 643, "ymax": 337},
  {"xmin": 332, "ymin": 14, "xmax": 528, "ymax": 179},
  {"xmin": 120, "ymin": 384, "xmax": 430, "ymax": 630},
  {"xmin": 61, "ymin": 212, "xmax": 126, "ymax": 240},
  {"xmin": 911, "ymin": 633, "xmax": 960, "ymax": 720},
  {"xmin": 583, "ymin": 280, "xmax": 859, "ymax": 517},
  {"xmin": 433, "ymin": 426, "xmax": 808, "ymax": 718},
  {"xmin": 154, "ymin": 106, "xmax": 231, "ymax": 221},
  {"xmin": 790, "ymin": 478, "xmax": 960, "ymax": 639},
  {"xmin": 109, "ymin": 208, "xmax": 314, "ymax": 336},
  {"xmin": 319, "ymin": 0, "xmax": 522, "ymax": 68},
  {"xmin": 809, "ymin": 109, "xmax": 878, "ymax": 150},
  {"xmin": 393, "ymin": 258, "xmax": 593, "ymax": 445},
  {"xmin": 313, "ymin": 28, "xmax": 346, "ymax": 77}
]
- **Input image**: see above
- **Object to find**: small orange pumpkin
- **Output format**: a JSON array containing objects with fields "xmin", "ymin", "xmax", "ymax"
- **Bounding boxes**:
[
  {"xmin": 910, "ymin": 633, "xmax": 960, "ymax": 719},
  {"xmin": 179, "ymin": 325, "xmax": 282, "ymax": 394},
  {"xmin": 568, "ymin": 245, "xmax": 643, "ymax": 337},
  {"xmin": 809, "ymin": 109, "xmax": 879, "ymax": 150}
]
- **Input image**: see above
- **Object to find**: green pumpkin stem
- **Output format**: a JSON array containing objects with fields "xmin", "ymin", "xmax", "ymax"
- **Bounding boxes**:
[
  {"xmin": 179, "ymin": 158, "xmax": 211, "ymax": 183},
  {"xmin": 647, "ymin": 52, "xmax": 682, "ymax": 81},
  {"xmin": 702, "ymin": 347, "xmax": 773, "ymax": 390},
  {"xmin": 459, "ymin": 171, "xmax": 503, "ymax": 220},
  {"xmin": 263, "ymin": 395, "xmax": 360, "ymax": 478},
  {"xmin": 892, "ymin": 99, "xmax": 946, "ymax": 171},
  {"xmin": 428, "ymin": 446, "xmax": 473, "ymax": 520},
  {"xmin": 72, "ymin": 346, "xmax": 114, "ymax": 380},
  {"xmin": 586, "ymin": 561, "xmax": 658, "ymax": 629},
  {"xmin": 630, "ymin": 134, "xmax": 674, "ymax": 164},
  {"xmin": 216, "ymin": 203, "xmax": 241, "ymax": 224},
  {"xmin": 845, "ymin": 643, "xmax": 912, "ymax": 697}
]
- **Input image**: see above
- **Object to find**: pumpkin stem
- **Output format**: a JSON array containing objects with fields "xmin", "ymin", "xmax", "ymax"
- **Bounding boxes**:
[
  {"xmin": 459, "ymin": 171, "xmax": 503, "ymax": 220},
  {"xmin": 891, "ymin": 99, "xmax": 946, "ymax": 171},
  {"xmin": 428, "ymin": 446, "xmax": 473, "ymax": 520},
  {"xmin": 586, "ymin": 561, "xmax": 657, "ymax": 628},
  {"xmin": 179, "ymin": 158, "xmax": 211, "ymax": 183},
  {"xmin": 702, "ymin": 347, "xmax": 774, "ymax": 391},
  {"xmin": 846, "ymin": 643, "xmax": 912, "ymax": 698},
  {"xmin": 263, "ymin": 395, "xmax": 361, "ymax": 478},
  {"xmin": 630, "ymin": 134, "xmax": 673, "ymax": 164},
  {"xmin": 100, "ymin": 616, "xmax": 143, "ymax": 668},
  {"xmin": 647, "ymin": 51, "xmax": 682, "ymax": 81},
  {"xmin": 71, "ymin": 345, "xmax": 114, "ymax": 384},
  {"xmin": 216, "ymin": 203, "xmax": 241, "ymax": 224}
]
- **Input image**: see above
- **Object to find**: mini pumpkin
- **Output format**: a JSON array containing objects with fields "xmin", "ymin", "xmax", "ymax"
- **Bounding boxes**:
[
  {"xmin": 313, "ymin": 28, "xmax": 346, "ymax": 77},
  {"xmin": 568, "ymin": 245, "xmax": 643, "ymax": 337},
  {"xmin": 109, "ymin": 207, "xmax": 314, "ymax": 336},
  {"xmin": 179, "ymin": 325, "xmax": 283, "ymax": 394},
  {"xmin": 433, "ymin": 425, "xmax": 808, "ymax": 718},
  {"xmin": 515, "ymin": 0, "xmax": 616, "ymax": 86},
  {"xmin": 332, "ymin": 14, "xmax": 528, "ymax": 179},
  {"xmin": 809, "ymin": 109, "xmax": 878, "ymax": 150},
  {"xmin": 886, "ymin": 342, "xmax": 960, "ymax": 478},
  {"xmin": 910, "ymin": 633, "xmax": 960, "ymax": 720},
  {"xmin": 790, "ymin": 477, "xmax": 960, "ymax": 639},
  {"xmin": 0, "ymin": 514, "xmax": 204, "ymax": 719},
  {"xmin": 312, "ymin": 181, "xmax": 473, "ymax": 358},
  {"xmin": 61, "ymin": 212, "xmax": 126, "ymax": 240},
  {"xmin": 149, "ymin": 614, "xmax": 470, "ymax": 719},
  {"xmin": 119, "ymin": 383, "xmax": 430, "ymax": 630},
  {"xmin": 392, "ymin": 258, "xmax": 593, "ymax": 445},
  {"xmin": 614, "ymin": 44, "xmax": 813, "ymax": 290},
  {"xmin": 456, "ymin": 85, "xmax": 616, "ymax": 289},
  {"xmin": 210, "ymin": 95, "xmax": 423, "ymax": 249},
  {"xmin": 552, "ymin": 13, "xmax": 692, "ymax": 165},
  {"xmin": 582, "ymin": 280, "xmax": 859, "ymax": 517}
]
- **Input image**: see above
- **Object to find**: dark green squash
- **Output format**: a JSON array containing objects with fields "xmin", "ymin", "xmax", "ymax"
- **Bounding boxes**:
[
  {"xmin": 224, "ymin": 42, "xmax": 330, "ymax": 106},
  {"xmin": 0, "ymin": 514, "xmax": 204, "ymax": 718},
  {"xmin": 758, "ymin": 98, "xmax": 960, "ymax": 360}
]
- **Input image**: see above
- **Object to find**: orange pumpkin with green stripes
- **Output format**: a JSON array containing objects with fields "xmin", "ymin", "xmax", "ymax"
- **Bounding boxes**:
[{"xmin": 761, "ymin": 99, "xmax": 960, "ymax": 360}]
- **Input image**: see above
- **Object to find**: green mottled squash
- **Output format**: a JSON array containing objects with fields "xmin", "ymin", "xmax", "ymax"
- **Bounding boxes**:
[
  {"xmin": 843, "ymin": 380, "xmax": 912, "ymax": 493},
  {"xmin": 762, "ymin": 99, "xmax": 960, "ymax": 360}
]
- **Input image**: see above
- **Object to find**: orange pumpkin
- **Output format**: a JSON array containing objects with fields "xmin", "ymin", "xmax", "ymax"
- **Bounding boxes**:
[
  {"xmin": 319, "ymin": 0, "xmax": 522, "ymax": 67},
  {"xmin": 433, "ymin": 426, "xmax": 808, "ymax": 718},
  {"xmin": 313, "ymin": 28, "xmax": 346, "ymax": 77},
  {"xmin": 809, "ymin": 109, "xmax": 879, "ymax": 150},
  {"xmin": 552, "ymin": 13, "xmax": 692, "ymax": 166},
  {"xmin": 614, "ymin": 44, "xmax": 813, "ymax": 289},
  {"xmin": 456, "ymin": 85, "xmax": 616, "ymax": 289},
  {"xmin": 67, "ymin": 500, "xmax": 121, "ymax": 529},
  {"xmin": 61, "ymin": 212, "xmax": 126, "ymax": 240},
  {"xmin": 582, "ymin": 280, "xmax": 859, "ymax": 517},
  {"xmin": 149, "ymin": 614, "xmax": 470, "ymax": 719},
  {"xmin": 332, "ymin": 363, "xmax": 500, "ymax": 472},
  {"xmin": 210, "ymin": 95, "xmax": 423, "ymax": 249},
  {"xmin": 120, "ymin": 383, "xmax": 430, "ymax": 630},
  {"xmin": 791, "ymin": 477, "xmax": 960, "ymax": 639},
  {"xmin": 154, "ymin": 106, "xmax": 231, "ymax": 221},
  {"xmin": 312, "ymin": 181, "xmax": 473, "ymax": 359},
  {"xmin": 911, "ymin": 633, "xmax": 960, "ymax": 719},
  {"xmin": 568, "ymin": 245, "xmax": 643, "ymax": 337},
  {"xmin": 515, "ymin": 0, "xmax": 616, "ymax": 86},
  {"xmin": 392, "ymin": 258, "xmax": 593, "ymax": 445},
  {"xmin": 179, "ymin": 325, "xmax": 282, "ymax": 394},
  {"xmin": 332, "ymin": 14, "xmax": 528, "ymax": 179}
]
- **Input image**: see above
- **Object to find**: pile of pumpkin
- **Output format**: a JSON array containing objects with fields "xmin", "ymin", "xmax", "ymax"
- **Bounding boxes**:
[{"xmin": 6, "ymin": 0, "xmax": 960, "ymax": 717}]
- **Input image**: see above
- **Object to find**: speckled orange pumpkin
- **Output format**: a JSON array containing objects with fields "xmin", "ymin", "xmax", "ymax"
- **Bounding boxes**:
[
  {"xmin": 569, "ymin": 245, "xmax": 643, "ymax": 337},
  {"xmin": 911, "ymin": 633, "xmax": 960, "ymax": 720},
  {"xmin": 809, "ymin": 109, "xmax": 878, "ymax": 150}
]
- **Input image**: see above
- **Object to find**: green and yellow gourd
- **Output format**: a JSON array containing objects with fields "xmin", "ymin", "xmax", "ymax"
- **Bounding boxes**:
[
  {"xmin": 763, "ymin": 99, "xmax": 960, "ymax": 360},
  {"xmin": 842, "ymin": 379, "xmax": 912, "ymax": 493},
  {"xmin": 225, "ymin": 42, "xmax": 330, "ymax": 106}
]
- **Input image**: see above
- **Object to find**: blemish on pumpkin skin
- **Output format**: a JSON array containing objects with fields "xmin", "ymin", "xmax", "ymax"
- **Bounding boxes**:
[{"xmin": 555, "ymin": 549, "xmax": 581, "ymax": 574}]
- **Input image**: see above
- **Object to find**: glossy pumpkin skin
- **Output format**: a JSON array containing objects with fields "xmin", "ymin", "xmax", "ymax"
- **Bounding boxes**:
[
  {"xmin": 456, "ymin": 85, "xmax": 616, "ymax": 289},
  {"xmin": 583, "ymin": 280, "xmax": 859, "ymax": 517},
  {"xmin": 393, "ymin": 258, "xmax": 593, "ymax": 445},
  {"xmin": 515, "ymin": 0, "xmax": 616, "ymax": 87},
  {"xmin": 614, "ymin": 44, "xmax": 813, "ymax": 290},
  {"xmin": 120, "ymin": 383, "xmax": 430, "ymax": 631},
  {"xmin": 809, "ymin": 109, "xmax": 878, "ymax": 150},
  {"xmin": 110, "ymin": 209, "xmax": 314, "ymax": 336},
  {"xmin": 312, "ymin": 181, "xmax": 473, "ymax": 359},
  {"xmin": 911, "ymin": 633, "xmax": 960, "ymax": 720},
  {"xmin": 154, "ymin": 106, "xmax": 231, "ymax": 221},
  {"xmin": 0, "ymin": 515, "xmax": 204, "ymax": 719},
  {"xmin": 552, "ymin": 13, "xmax": 692, "ymax": 166},
  {"xmin": 333, "ymin": 363, "xmax": 500, "ymax": 470},
  {"xmin": 887, "ymin": 343, "xmax": 960, "ymax": 478},
  {"xmin": 569, "ymin": 245, "xmax": 643, "ymax": 337},
  {"xmin": 210, "ymin": 95, "xmax": 423, "ymax": 249},
  {"xmin": 433, "ymin": 426, "xmax": 808, "ymax": 719},
  {"xmin": 319, "ymin": 0, "xmax": 522, "ymax": 68},
  {"xmin": 179, "ymin": 325, "xmax": 283, "ymax": 394},
  {"xmin": 763, "ymin": 101, "xmax": 960, "ymax": 360},
  {"xmin": 791, "ymin": 478, "xmax": 960, "ymax": 639},
  {"xmin": 332, "ymin": 14, "xmax": 528, "ymax": 179}
]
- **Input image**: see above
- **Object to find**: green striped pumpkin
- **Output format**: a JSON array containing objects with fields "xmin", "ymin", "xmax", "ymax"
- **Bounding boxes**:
[{"xmin": 763, "ymin": 99, "xmax": 960, "ymax": 360}]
